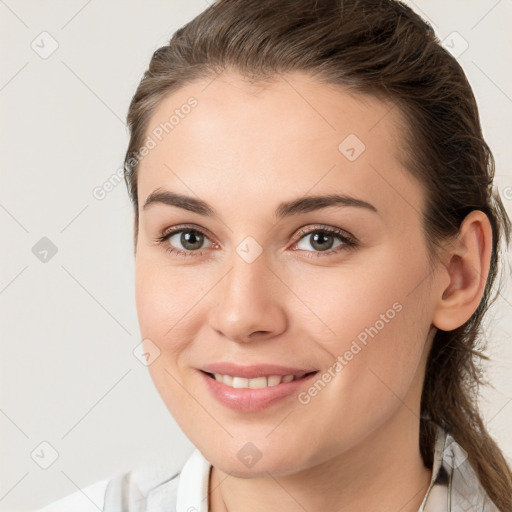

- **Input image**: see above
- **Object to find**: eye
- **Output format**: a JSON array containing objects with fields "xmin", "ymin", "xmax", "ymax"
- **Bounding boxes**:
[
  {"xmin": 154, "ymin": 224, "xmax": 357, "ymax": 258},
  {"xmin": 154, "ymin": 225, "xmax": 216, "ymax": 257},
  {"xmin": 291, "ymin": 225, "xmax": 357, "ymax": 257}
]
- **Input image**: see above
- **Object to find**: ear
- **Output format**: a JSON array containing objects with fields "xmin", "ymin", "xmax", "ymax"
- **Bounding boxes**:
[{"xmin": 432, "ymin": 210, "xmax": 493, "ymax": 331}]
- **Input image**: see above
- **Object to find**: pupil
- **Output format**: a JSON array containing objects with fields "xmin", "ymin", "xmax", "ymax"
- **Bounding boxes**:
[
  {"xmin": 311, "ymin": 232, "xmax": 333, "ymax": 251},
  {"xmin": 181, "ymin": 231, "xmax": 203, "ymax": 250}
]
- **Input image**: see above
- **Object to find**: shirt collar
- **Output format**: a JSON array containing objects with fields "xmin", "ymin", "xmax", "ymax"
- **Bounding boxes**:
[
  {"xmin": 176, "ymin": 448, "xmax": 212, "ymax": 512},
  {"xmin": 419, "ymin": 423, "xmax": 498, "ymax": 511}
]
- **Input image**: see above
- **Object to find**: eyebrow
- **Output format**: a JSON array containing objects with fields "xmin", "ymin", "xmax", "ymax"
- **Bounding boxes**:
[{"xmin": 142, "ymin": 188, "xmax": 378, "ymax": 218}]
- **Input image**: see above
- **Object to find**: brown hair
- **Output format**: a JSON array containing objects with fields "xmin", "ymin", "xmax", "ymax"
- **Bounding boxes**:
[{"xmin": 123, "ymin": 0, "xmax": 512, "ymax": 508}]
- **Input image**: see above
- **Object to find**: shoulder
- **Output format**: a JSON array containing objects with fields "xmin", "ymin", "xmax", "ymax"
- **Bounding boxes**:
[{"xmin": 34, "ymin": 463, "xmax": 181, "ymax": 512}]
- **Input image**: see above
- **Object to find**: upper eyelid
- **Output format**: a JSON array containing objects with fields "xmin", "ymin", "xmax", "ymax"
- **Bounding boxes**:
[{"xmin": 294, "ymin": 224, "xmax": 355, "ymax": 240}]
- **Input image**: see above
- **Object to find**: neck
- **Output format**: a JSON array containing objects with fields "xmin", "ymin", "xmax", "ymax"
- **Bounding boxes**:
[{"xmin": 208, "ymin": 409, "xmax": 431, "ymax": 512}]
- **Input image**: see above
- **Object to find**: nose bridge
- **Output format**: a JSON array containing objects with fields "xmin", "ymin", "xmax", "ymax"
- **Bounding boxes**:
[
  {"xmin": 222, "ymin": 233, "xmax": 271, "ymax": 297},
  {"xmin": 222, "ymin": 246, "xmax": 273, "ymax": 313},
  {"xmin": 235, "ymin": 242, "xmax": 270, "ymax": 287}
]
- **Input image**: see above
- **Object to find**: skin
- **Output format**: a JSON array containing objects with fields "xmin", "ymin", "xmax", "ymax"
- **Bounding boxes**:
[{"xmin": 134, "ymin": 71, "xmax": 492, "ymax": 512}]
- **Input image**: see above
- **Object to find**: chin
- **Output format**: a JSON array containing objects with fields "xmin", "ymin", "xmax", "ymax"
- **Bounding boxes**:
[{"xmin": 205, "ymin": 444, "xmax": 310, "ymax": 479}]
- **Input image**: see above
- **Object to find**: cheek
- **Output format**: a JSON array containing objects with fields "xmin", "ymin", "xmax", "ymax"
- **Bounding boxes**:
[
  {"xmin": 135, "ymin": 250, "xmax": 209, "ymax": 338},
  {"xmin": 134, "ymin": 254, "xmax": 206, "ymax": 382},
  {"xmin": 289, "ymin": 245, "xmax": 432, "ymax": 412},
  {"xmin": 134, "ymin": 256, "xmax": 208, "ymax": 419}
]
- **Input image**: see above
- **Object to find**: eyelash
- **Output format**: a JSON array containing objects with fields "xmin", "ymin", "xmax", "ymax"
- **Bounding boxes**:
[{"xmin": 153, "ymin": 224, "xmax": 358, "ymax": 259}]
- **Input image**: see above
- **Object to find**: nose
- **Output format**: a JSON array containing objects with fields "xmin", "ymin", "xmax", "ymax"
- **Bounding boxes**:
[{"xmin": 207, "ymin": 250, "xmax": 288, "ymax": 344}]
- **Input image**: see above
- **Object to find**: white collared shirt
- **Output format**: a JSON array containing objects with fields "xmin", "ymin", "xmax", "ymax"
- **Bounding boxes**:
[{"xmin": 36, "ymin": 424, "xmax": 499, "ymax": 511}]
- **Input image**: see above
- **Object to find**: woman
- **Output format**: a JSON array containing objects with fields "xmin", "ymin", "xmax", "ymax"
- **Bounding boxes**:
[{"xmin": 38, "ymin": 0, "xmax": 512, "ymax": 510}]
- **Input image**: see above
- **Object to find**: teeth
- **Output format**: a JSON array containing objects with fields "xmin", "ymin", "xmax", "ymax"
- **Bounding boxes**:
[
  {"xmin": 212, "ymin": 372, "xmax": 304, "ymax": 388},
  {"xmin": 267, "ymin": 375, "xmax": 282, "ymax": 386},
  {"xmin": 232, "ymin": 376, "xmax": 249, "ymax": 388}
]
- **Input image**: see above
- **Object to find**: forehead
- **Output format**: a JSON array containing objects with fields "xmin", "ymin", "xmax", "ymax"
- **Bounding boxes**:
[{"xmin": 137, "ymin": 70, "xmax": 423, "ymax": 223}]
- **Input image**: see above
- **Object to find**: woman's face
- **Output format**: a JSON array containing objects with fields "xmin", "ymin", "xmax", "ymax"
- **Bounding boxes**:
[{"xmin": 134, "ymin": 71, "xmax": 441, "ymax": 476}]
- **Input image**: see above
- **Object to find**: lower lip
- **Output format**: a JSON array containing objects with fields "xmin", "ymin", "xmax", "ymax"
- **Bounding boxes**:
[{"xmin": 198, "ymin": 370, "xmax": 318, "ymax": 412}]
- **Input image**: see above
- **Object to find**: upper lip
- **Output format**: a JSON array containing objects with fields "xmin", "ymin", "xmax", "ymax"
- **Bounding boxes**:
[{"xmin": 200, "ymin": 362, "xmax": 319, "ymax": 379}]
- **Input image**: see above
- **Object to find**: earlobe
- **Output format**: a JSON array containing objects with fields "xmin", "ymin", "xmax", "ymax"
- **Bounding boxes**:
[{"xmin": 432, "ymin": 210, "xmax": 492, "ymax": 331}]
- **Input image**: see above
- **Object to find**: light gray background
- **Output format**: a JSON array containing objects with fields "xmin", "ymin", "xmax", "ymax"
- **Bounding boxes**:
[{"xmin": 1, "ymin": 1, "xmax": 511, "ymax": 510}]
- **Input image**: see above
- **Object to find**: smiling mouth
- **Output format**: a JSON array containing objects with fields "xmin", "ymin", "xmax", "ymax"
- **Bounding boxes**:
[{"xmin": 201, "ymin": 370, "xmax": 319, "ymax": 389}]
